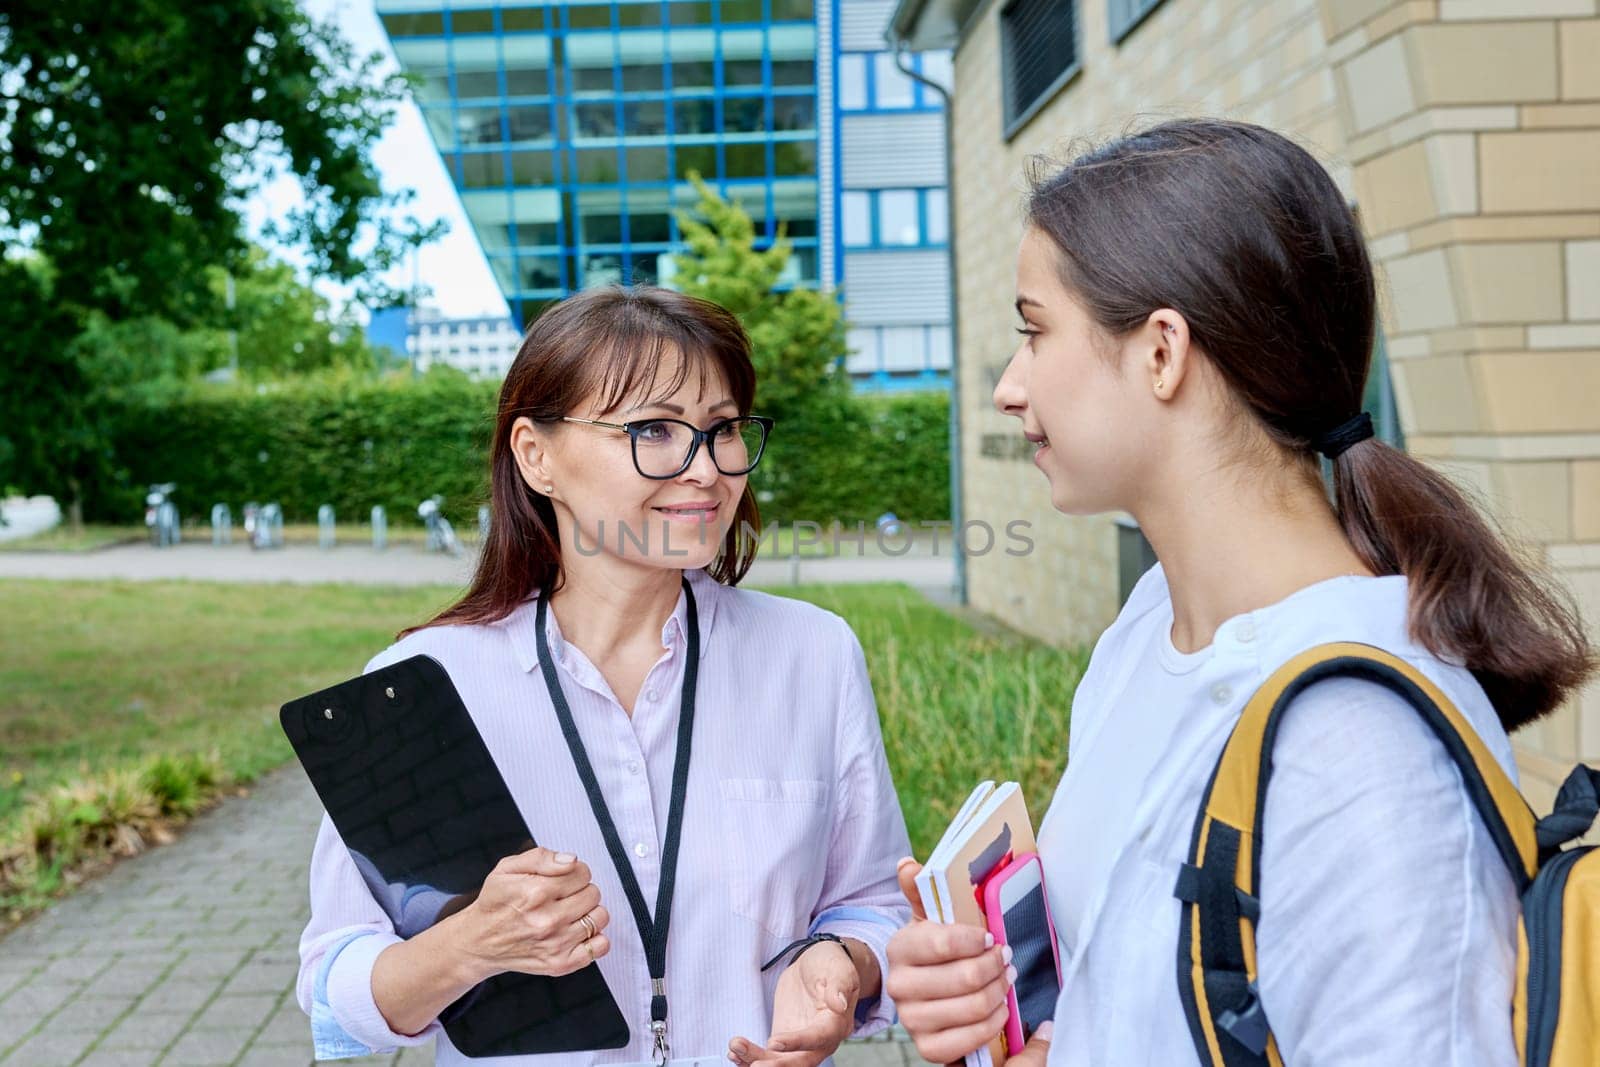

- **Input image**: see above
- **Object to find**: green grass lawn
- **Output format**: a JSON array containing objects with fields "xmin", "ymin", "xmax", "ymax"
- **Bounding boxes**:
[{"xmin": 0, "ymin": 577, "xmax": 1082, "ymax": 915}]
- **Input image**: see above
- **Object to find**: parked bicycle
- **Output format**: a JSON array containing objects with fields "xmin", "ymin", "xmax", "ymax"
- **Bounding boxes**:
[
  {"xmin": 243, "ymin": 500, "xmax": 283, "ymax": 550},
  {"xmin": 145, "ymin": 483, "xmax": 179, "ymax": 547},
  {"xmin": 418, "ymin": 495, "xmax": 460, "ymax": 556}
]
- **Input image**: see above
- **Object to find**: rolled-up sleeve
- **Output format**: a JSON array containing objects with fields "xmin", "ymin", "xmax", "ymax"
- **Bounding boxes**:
[
  {"xmin": 296, "ymin": 813, "xmax": 443, "ymax": 1058},
  {"xmin": 808, "ymin": 628, "xmax": 913, "ymax": 1035}
]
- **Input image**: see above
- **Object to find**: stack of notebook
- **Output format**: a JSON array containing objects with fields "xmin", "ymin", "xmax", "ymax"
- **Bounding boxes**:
[{"xmin": 912, "ymin": 780, "xmax": 1038, "ymax": 1067}]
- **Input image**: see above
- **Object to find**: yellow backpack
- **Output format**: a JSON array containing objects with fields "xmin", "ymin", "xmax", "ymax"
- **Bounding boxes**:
[{"xmin": 1175, "ymin": 642, "xmax": 1600, "ymax": 1066}]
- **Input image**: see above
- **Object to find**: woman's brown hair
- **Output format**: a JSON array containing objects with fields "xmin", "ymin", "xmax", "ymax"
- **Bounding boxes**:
[
  {"xmin": 1026, "ymin": 118, "xmax": 1592, "ymax": 728},
  {"xmin": 406, "ymin": 285, "xmax": 763, "ymax": 637}
]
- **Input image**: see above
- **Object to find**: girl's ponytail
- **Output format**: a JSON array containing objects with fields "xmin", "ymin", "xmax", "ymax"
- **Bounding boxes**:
[{"xmin": 1332, "ymin": 437, "xmax": 1593, "ymax": 727}]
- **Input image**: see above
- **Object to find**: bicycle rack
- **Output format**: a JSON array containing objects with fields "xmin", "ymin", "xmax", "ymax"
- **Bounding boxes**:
[
  {"xmin": 318, "ymin": 504, "xmax": 336, "ymax": 550},
  {"xmin": 211, "ymin": 504, "xmax": 232, "ymax": 545}
]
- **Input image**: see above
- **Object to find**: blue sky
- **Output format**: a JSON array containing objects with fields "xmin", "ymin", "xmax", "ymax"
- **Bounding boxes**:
[{"xmin": 242, "ymin": 1, "xmax": 509, "ymax": 320}]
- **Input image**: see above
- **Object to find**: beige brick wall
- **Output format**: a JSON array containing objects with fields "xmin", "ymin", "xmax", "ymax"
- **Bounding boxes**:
[
  {"xmin": 945, "ymin": 0, "xmax": 1600, "ymax": 787},
  {"xmin": 1322, "ymin": 0, "xmax": 1600, "ymax": 784},
  {"xmin": 950, "ymin": 0, "xmax": 1344, "ymax": 647}
]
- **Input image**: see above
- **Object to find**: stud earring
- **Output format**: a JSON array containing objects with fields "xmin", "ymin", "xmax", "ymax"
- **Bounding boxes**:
[
  {"xmin": 545, "ymin": 485, "xmax": 555, "ymax": 494},
  {"xmin": 1155, "ymin": 379, "xmax": 1165, "ymax": 392}
]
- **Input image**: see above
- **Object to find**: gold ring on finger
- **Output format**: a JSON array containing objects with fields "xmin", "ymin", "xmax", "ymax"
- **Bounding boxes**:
[
  {"xmin": 585, "ymin": 938, "xmax": 596, "ymax": 963},
  {"xmin": 580, "ymin": 914, "xmax": 597, "ymax": 941}
]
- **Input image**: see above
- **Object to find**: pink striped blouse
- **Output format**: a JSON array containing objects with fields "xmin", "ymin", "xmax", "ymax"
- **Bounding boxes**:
[{"xmin": 295, "ymin": 567, "xmax": 912, "ymax": 1064}]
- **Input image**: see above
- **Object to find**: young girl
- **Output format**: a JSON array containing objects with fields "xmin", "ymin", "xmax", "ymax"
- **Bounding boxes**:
[{"xmin": 885, "ymin": 120, "xmax": 1593, "ymax": 1065}]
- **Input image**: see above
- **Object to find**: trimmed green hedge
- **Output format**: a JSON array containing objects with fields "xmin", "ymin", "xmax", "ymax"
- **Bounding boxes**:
[{"xmin": 90, "ymin": 376, "xmax": 950, "ymax": 527}]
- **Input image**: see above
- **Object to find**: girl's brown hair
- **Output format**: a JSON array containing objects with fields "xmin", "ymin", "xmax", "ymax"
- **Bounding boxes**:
[
  {"xmin": 407, "ymin": 285, "xmax": 763, "ymax": 636},
  {"xmin": 1026, "ymin": 118, "xmax": 1592, "ymax": 728}
]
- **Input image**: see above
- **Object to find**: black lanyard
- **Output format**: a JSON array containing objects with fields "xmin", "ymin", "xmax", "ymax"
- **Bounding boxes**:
[{"xmin": 534, "ymin": 578, "xmax": 699, "ymax": 1065}]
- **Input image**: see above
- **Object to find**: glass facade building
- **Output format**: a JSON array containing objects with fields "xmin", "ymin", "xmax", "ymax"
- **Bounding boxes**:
[{"xmin": 379, "ymin": 0, "xmax": 824, "ymax": 327}]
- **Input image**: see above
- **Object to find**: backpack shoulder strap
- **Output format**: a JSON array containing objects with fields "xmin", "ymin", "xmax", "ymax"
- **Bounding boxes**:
[{"xmin": 1174, "ymin": 641, "xmax": 1539, "ymax": 1067}]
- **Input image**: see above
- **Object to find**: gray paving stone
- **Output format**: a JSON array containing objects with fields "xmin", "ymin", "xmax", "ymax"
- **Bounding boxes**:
[
  {"xmin": 0, "ymin": 1014, "xmax": 40, "ymax": 1055},
  {"xmin": 392, "ymin": 1045, "xmax": 434, "ymax": 1066},
  {"xmin": 0, "ymin": 1027, "xmax": 98, "ymax": 1065},
  {"xmin": 173, "ymin": 951, "xmax": 248, "ymax": 980},
  {"xmin": 189, "ymin": 993, "xmax": 276, "ymax": 1032},
  {"xmin": 100, "ymin": 1011, "xmax": 193, "ymax": 1050},
  {"xmin": 78, "ymin": 1048, "xmax": 163, "ymax": 1067},
  {"xmin": 38, "ymin": 954, "xmax": 113, "ymax": 983},
  {"xmin": 236, "ymin": 1048, "xmax": 315, "ymax": 1067},
  {"xmin": 0, "ymin": 981, "xmax": 82, "ymax": 1018},
  {"xmin": 160, "ymin": 1026, "xmax": 252, "ymax": 1065},
  {"xmin": 48, "ymin": 994, "xmax": 138, "ymax": 1032},
  {"xmin": 838, "ymin": 1039, "xmax": 914, "ymax": 1067},
  {"xmin": 251, "ymin": 1010, "xmax": 311, "ymax": 1049},
  {"xmin": 135, "ymin": 979, "xmax": 216, "ymax": 1017},
  {"xmin": 87, "ymin": 964, "xmax": 179, "ymax": 997}
]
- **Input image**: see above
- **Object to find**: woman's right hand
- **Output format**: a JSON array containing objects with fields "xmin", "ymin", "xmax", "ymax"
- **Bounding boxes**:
[
  {"xmin": 886, "ymin": 858, "xmax": 1017, "ymax": 1065},
  {"xmin": 451, "ymin": 846, "xmax": 611, "ymax": 981}
]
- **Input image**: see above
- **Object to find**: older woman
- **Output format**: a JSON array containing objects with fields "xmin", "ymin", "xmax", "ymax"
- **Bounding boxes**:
[{"xmin": 296, "ymin": 286, "xmax": 911, "ymax": 1066}]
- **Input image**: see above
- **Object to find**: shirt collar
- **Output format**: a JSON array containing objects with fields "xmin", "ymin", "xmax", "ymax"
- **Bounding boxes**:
[{"xmin": 504, "ymin": 567, "xmax": 720, "ymax": 674}]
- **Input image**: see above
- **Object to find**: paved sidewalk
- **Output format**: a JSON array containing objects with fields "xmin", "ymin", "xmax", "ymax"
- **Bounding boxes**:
[
  {"xmin": 0, "ymin": 766, "xmax": 921, "ymax": 1067},
  {"xmin": 0, "ymin": 543, "xmax": 955, "ymax": 597}
]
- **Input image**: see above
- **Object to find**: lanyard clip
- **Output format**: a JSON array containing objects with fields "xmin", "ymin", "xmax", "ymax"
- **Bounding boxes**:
[{"xmin": 651, "ymin": 979, "xmax": 669, "ymax": 1065}]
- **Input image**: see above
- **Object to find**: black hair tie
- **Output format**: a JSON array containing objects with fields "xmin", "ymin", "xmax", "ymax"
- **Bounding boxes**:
[
  {"xmin": 1312, "ymin": 412, "xmax": 1374, "ymax": 460},
  {"xmin": 759, "ymin": 931, "xmax": 849, "ymax": 972}
]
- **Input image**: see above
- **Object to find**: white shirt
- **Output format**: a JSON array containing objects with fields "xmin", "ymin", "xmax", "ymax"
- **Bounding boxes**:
[
  {"xmin": 296, "ymin": 568, "xmax": 912, "ymax": 1065},
  {"xmin": 1037, "ymin": 566, "xmax": 1520, "ymax": 1067}
]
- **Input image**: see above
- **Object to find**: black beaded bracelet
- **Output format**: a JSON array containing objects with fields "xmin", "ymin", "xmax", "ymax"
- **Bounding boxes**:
[{"xmin": 759, "ymin": 931, "xmax": 852, "ymax": 972}]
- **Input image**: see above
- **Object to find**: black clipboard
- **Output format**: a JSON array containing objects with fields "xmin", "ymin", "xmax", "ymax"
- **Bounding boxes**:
[{"xmin": 281, "ymin": 654, "xmax": 630, "ymax": 1058}]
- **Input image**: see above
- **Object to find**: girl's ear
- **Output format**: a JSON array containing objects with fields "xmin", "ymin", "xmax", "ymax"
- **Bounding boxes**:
[{"xmin": 1146, "ymin": 310, "xmax": 1191, "ymax": 400}]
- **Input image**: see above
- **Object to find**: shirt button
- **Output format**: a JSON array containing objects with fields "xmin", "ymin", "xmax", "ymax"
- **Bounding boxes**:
[
  {"xmin": 1236, "ymin": 620, "xmax": 1256, "ymax": 643},
  {"xmin": 645, "ymin": 688, "xmax": 660, "ymax": 703},
  {"xmin": 626, "ymin": 760, "xmax": 641, "ymax": 775},
  {"xmin": 1211, "ymin": 683, "xmax": 1233, "ymax": 705},
  {"xmin": 634, "ymin": 842, "xmax": 650, "ymax": 858}
]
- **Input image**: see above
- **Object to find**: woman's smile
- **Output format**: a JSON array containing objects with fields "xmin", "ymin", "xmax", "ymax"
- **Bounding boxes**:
[{"xmin": 652, "ymin": 500, "xmax": 720, "ymax": 523}]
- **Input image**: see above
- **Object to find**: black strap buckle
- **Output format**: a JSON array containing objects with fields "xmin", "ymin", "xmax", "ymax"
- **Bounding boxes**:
[{"xmin": 1217, "ymin": 980, "xmax": 1270, "ymax": 1056}]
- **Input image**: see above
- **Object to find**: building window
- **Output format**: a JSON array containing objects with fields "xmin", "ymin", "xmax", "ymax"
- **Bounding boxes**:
[
  {"xmin": 839, "ymin": 51, "xmax": 942, "ymax": 111},
  {"xmin": 842, "ymin": 191, "xmax": 872, "ymax": 247},
  {"xmin": 925, "ymin": 188, "xmax": 948, "ymax": 245},
  {"xmin": 872, "ymin": 53, "xmax": 916, "ymax": 108},
  {"xmin": 878, "ymin": 190, "xmax": 919, "ymax": 245},
  {"xmin": 1000, "ymin": 0, "xmax": 1079, "ymax": 134},
  {"xmin": 1107, "ymin": 0, "xmax": 1166, "ymax": 43},
  {"xmin": 838, "ymin": 54, "xmax": 868, "ymax": 109},
  {"xmin": 840, "ymin": 188, "xmax": 947, "ymax": 248}
]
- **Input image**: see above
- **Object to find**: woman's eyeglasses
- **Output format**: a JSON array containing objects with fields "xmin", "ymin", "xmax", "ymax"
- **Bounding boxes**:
[{"xmin": 560, "ymin": 415, "xmax": 774, "ymax": 480}]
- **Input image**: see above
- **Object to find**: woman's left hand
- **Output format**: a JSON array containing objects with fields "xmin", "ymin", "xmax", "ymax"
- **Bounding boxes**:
[{"xmin": 729, "ymin": 941, "xmax": 862, "ymax": 1067}]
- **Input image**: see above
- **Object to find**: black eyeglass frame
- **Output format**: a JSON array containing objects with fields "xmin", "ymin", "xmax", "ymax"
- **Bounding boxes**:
[{"xmin": 559, "ymin": 414, "xmax": 775, "ymax": 480}]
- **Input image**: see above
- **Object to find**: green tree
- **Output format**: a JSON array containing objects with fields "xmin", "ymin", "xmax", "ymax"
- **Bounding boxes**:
[
  {"xmin": 0, "ymin": 1, "xmax": 435, "ymax": 522},
  {"xmin": 670, "ymin": 176, "xmax": 855, "ymax": 518}
]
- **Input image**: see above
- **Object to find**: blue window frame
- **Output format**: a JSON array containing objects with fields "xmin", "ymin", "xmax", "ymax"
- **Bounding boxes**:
[
  {"xmin": 841, "ymin": 188, "xmax": 948, "ymax": 249},
  {"xmin": 837, "ymin": 50, "xmax": 948, "ymax": 112}
]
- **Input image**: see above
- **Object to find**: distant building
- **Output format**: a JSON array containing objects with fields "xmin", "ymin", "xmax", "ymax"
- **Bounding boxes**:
[
  {"xmin": 410, "ymin": 308, "xmax": 524, "ymax": 378},
  {"xmin": 376, "ymin": 0, "xmax": 952, "ymax": 391}
]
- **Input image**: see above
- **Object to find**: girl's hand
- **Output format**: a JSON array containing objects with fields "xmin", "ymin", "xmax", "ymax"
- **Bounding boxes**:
[
  {"xmin": 728, "ymin": 940, "xmax": 861, "ymax": 1067},
  {"xmin": 448, "ymin": 846, "xmax": 611, "ymax": 982},
  {"xmin": 885, "ymin": 858, "xmax": 1016, "ymax": 1066}
]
